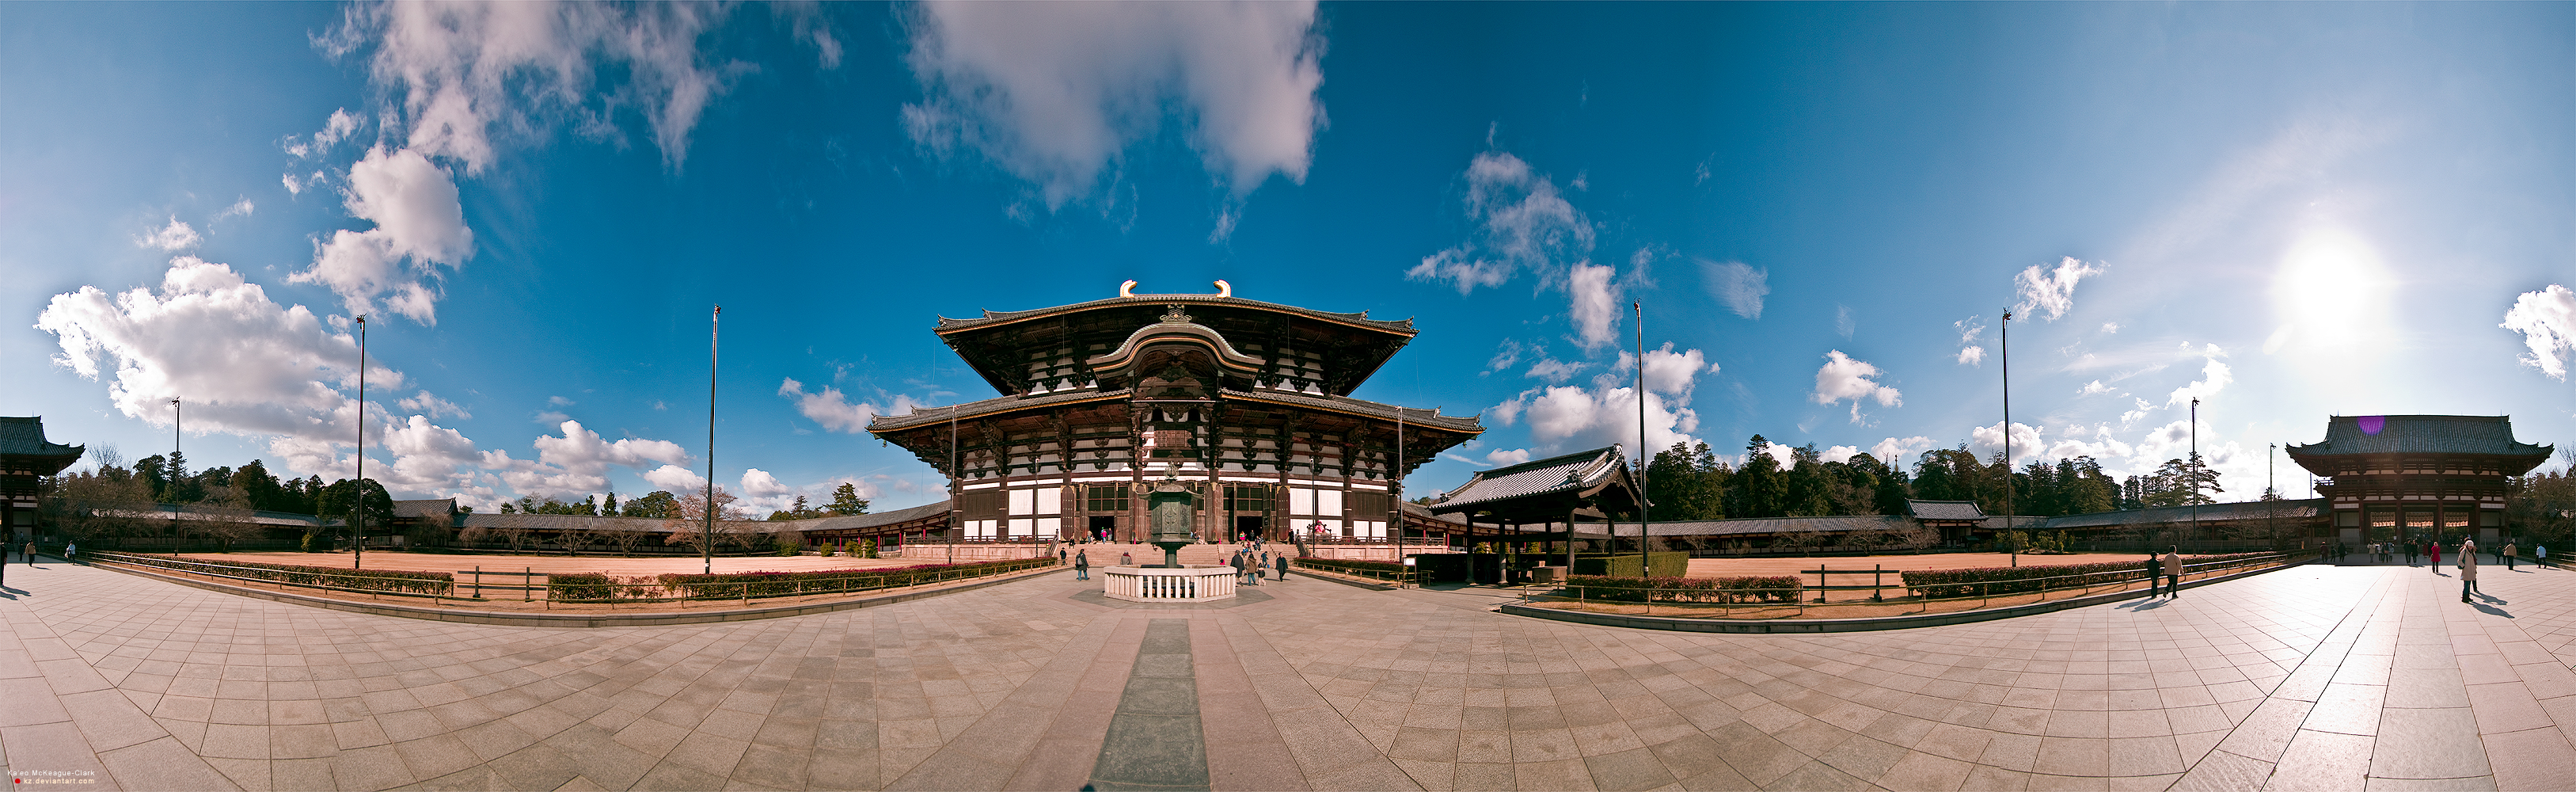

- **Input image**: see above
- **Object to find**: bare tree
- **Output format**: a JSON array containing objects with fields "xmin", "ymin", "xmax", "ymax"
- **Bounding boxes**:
[
  {"xmin": 666, "ymin": 486, "xmax": 746, "ymax": 550},
  {"xmin": 194, "ymin": 484, "xmax": 261, "ymax": 552}
]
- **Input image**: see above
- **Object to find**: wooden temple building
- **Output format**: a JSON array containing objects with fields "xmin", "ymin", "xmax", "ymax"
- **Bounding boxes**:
[
  {"xmin": 865, "ymin": 283, "xmax": 1483, "ymax": 546},
  {"xmin": 2287, "ymin": 414, "xmax": 2554, "ymax": 546},
  {"xmin": 2, "ymin": 417, "xmax": 85, "ymax": 543}
]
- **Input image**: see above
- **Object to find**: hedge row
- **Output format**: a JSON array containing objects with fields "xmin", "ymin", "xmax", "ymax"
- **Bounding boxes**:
[
  {"xmin": 108, "ymin": 554, "xmax": 454, "ymax": 596},
  {"xmin": 652, "ymin": 557, "xmax": 1057, "ymax": 599},
  {"xmin": 1570, "ymin": 552, "xmax": 1690, "ymax": 579},
  {"xmin": 1294, "ymin": 557, "xmax": 1405, "ymax": 575},
  {"xmin": 1564, "ymin": 574, "xmax": 1803, "ymax": 604},
  {"xmin": 545, "ymin": 572, "xmax": 623, "ymax": 601},
  {"xmin": 1900, "ymin": 552, "xmax": 2284, "ymax": 599}
]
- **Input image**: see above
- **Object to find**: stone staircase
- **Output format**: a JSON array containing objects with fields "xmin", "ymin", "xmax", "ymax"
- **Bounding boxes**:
[{"xmin": 1063, "ymin": 542, "xmax": 1283, "ymax": 570}]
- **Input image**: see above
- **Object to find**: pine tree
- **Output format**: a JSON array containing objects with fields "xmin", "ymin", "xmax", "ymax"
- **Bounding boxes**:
[{"xmin": 826, "ymin": 482, "xmax": 870, "ymax": 516}]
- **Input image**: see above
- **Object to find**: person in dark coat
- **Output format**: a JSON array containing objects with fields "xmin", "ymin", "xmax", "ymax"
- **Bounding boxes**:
[
  {"xmin": 1275, "ymin": 554, "xmax": 1289, "ymax": 581},
  {"xmin": 2144, "ymin": 552, "xmax": 2163, "ymax": 597},
  {"xmin": 1074, "ymin": 550, "xmax": 1091, "ymax": 581}
]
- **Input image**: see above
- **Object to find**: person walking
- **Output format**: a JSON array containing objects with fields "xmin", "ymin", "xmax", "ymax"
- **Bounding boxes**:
[
  {"xmin": 2163, "ymin": 546, "xmax": 2183, "ymax": 597},
  {"xmin": 2503, "ymin": 542, "xmax": 2517, "ymax": 571},
  {"xmin": 2460, "ymin": 539, "xmax": 2480, "ymax": 601},
  {"xmin": 1119, "ymin": 550, "xmax": 1133, "ymax": 568},
  {"xmin": 1074, "ymin": 550, "xmax": 1090, "ymax": 581},
  {"xmin": 2431, "ymin": 539, "xmax": 2441, "ymax": 572},
  {"xmin": 1275, "ymin": 553, "xmax": 1289, "ymax": 581},
  {"xmin": 2144, "ymin": 552, "xmax": 2163, "ymax": 597},
  {"xmin": 1058, "ymin": 547, "xmax": 1068, "ymax": 565}
]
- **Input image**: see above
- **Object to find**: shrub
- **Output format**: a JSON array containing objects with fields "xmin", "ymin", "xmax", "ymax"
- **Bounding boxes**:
[
  {"xmin": 1564, "ymin": 574, "xmax": 1801, "ymax": 604},
  {"xmin": 108, "ymin": 554, "xmax": 450, "ymax": 595},
  {"xmin": 1294, "ymin": 557, "xmax": 1404, "ymax": 575},
  {"xmin": 773, "ymin": 536, "xmax": 802, "ymax": 556},
  {"xmin": 548, "ymin": 572, "xmax": 618, "ymax": 601},
  {"xmin": 1571, "ymin": 552, "xmax": 1689, "ymax": 578},
  {"xmin": 654, "ymin": 557, "xmax": 1054, "ymax": 599},
  {"xmin": 1900, "ymin": 551, "xmax": 2284, "ymax": 599}
]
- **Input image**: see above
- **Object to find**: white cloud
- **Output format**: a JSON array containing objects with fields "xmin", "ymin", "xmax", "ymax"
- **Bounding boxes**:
[
  {"xmin": 1483, "ymin": 338, "xmax": 1525, "ymax": 375},
  {"xmin": 2012, "ymin": 257, "xmax": 2104, "ymax": 322},
  {"xmin": 397, "ymin": 390, "xmax": 471, "ymax": 420},
  {"xmin": 547, "ymin": 395, "xmax": 576, "ymax": 406},
  {"xmin": 1700, "ymin": 259, "xmax": 1768, "ymax": 320},
  {"xmin": 332, "ymin": 2, "xmax": 746, "ymax": 172},
  {"xmin": 138, "ymin": 217, "xmax": 202, "ymax": 251},
  {"xmin": 1953, "ymin": 315, "xmax": 1985, "ymax": 366},
  {"xmin": 2502, "ymin": 284, "xmax": 2576, "ymax": 380},
  {"xmin": 778, "ymin": 377, "xmax": 923, "ymax": 433},
  {"xmin": 1810, "ymin": 350, "xmax": 1902, "ymax": 423},
  {"xmin": 36, "ymin": 257, "xmax": 387, "ymax": 454},
  {"xmin": 1484, "ymin": 448, "xmax": 1532, "ymax": 466},
  {"xmin": 1627, "ymin": 342, "xmax": 1717, "ymax": 403},
  {"xmin": 291, "ymin": 146, "xmax": 473, "ymax": 324},
  {"xmin": 217, "ymin": 198, "xmax": 255, "ymax": 219},
  {"xmin": 1869, "ymin": 436, "xmax": 1935, "ymax": 468},
  {"xmin": 1566, "ymin": 261, "xmax": 1621, "ymax": 350},
  {"xmin": 286, "ymin": 108, "xmax": 364, "ymax": 159},
  {"xmin": 378, "ymin": 414, "xmax": 480, "ymax": 490},
  {"xmin": 642, "ymin": 464, "xmax": 707, "ymax": 493},
  {"xmin": 1510, "ymin": 384, "xmax": 1700, "ymax": 456},
  {"xmin": 902, "ymin": 0, "xmax": 1322, "ymax": 215},
  {"xmin": 1524, "ymin": 358, "xmax": 1589, "ymax": 384},
  {"xmin": 1970, "ymin": 421, "xmax": 2046, "ymax": 463},
  {"xmin": 482, "ymin": 420, "xmax": 690, "ymax": 499},
  {"xmin": 2165, "ymin": 356, "xmax": 2233, "ymax": 407},
  {"xmin": 1835, "ymin": 305, "xmax": 1855, "ymax": 339},
  {"xmin": 1819, "ymin": 445, "xmax": 1861, "ymax": 465},
  {"xmin": 1408, "ymin": 151, "xmax": 1593, "ymax": 295},
  {"xmin": 1746, "ymin": 440, "xmax": 1796, "ymax": 469},
  {"xmin": 2101, "ymin": 322, "xmax": 2121, "ymax": 334},
  {"xmin": 1956, "ymin": 346, "xmax": 1985, "ymax": 367},
  {"xmin": 2120, "ymin": 397, "xmax": 2156, "ymax": 425},
  {"xmin": 2077, "ymin": 380, "xmax": 2113, "ymax": 396}
]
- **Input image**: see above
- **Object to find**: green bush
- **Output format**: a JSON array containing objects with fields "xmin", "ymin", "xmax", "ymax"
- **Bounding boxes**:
[
  {"xmin": 1571, "ymin": 552, "xmax": 1688, "ymax": 578},
  {"xmin": 773, "ymin": 536, "xmax": 802, "ymax": 556},
  {"xmin": 1294, "ymin": 557, "xmax": 1403, "ymax": 576},
  {"xmin": 547, "ymin": 572, "xmax": 619, "ymax": 601},
  {"xmin": 1900, "ymin": 551, "xmax": 2282, "ymax": 599},
  {"xmin": 107, "ymin": 554, "xmax": 450, "ymax": 595},
  {"xmin": 1564, "ymin": 574, "xmax": 1801, "ymax": 604},
  {"xmin": 655, "ymin": 557, "xmax": 1054, "ymax": 599}
]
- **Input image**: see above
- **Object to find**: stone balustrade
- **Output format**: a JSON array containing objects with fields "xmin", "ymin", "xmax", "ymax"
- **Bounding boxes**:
[{"xmin": 1100, "ymin": 565, "xmax": 1237, "ymax": 604}]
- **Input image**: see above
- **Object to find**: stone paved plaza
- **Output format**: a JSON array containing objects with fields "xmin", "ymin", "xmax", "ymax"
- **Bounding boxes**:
[{"xmin": 3, "ymin": 557, "xmax": 2574, "ymax": 790}]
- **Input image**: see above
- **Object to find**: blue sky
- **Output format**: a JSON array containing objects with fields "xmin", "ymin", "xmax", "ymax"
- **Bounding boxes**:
[{"xmin": 7, "ymin": 2, "xmax": 2574, "ymax": 516}]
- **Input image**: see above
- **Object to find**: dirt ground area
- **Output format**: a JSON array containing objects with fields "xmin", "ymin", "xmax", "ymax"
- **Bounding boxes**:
[{"xmin": 169, "ymin": 550, "xmax": 928, "ymax": 577}]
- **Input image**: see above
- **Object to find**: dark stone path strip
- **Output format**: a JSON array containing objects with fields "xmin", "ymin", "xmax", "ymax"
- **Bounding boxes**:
[{"xmin": 1089, "ymin": 619, "xmax": 1210, "ymax": 791}]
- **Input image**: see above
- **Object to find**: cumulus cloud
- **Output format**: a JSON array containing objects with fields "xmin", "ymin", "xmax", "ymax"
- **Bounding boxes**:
[
  {"xmin": 291, "ymin": 146, "xmax": 473, "ymax": 324},
  {"xmin": 138, "ymin": 217, "xmax": 202, "ymax": 251},
  {"xmin": 1970, "ymin": 421, "xmax": 2046, "ymax": 463},
  {"xmin": 285, "ymin": 108, "xmax": 364, "ymax": 159},
  {"xmin": 1819, "ymin": 445, "xmax": 1861, "ymax": 465},
  {"xmin": 2502, "ymin": 284, "xmax": 2576, "ymax": 380},
  {"xmin": 1954, "ymin": 315, "xmax": 1985, "ymax": 366},
  {"xmin": 1624, "ymin": 342, "xmax": 1718, "ymax": 404},
  {"xmin": 397, "ymin": 390, "xmax": 471, "ymax": 420},
  {"xmin": 1504, "ymin": 384, "xmax": 1700, "ymax": 456},
  {"xmin": 1409, "ymin": 151, "xmax": 1594, "ymax": 295},
  {"xmin": 37, "ymin": 257, "xmax": 385, "ymax": 449},
  {"xmin": 643, "ymin": 464, "xmax": 707, "ymax": 493},
  {"xmin": 1810, "ymin": 350, "xmax": 1902, "ymax": 423},
  {"xmin": 1484, "ymin": 448, "xmax": 1532, "ymax": 466},
  {"xmin": 2012, "ymin": 257, "xmax": 2104, "ymax": 322},
  {"xmin": 1565, "ymin": 261, "xmax": 1622, "ymax": 350},
  {"xmin": 2165, "ymin": 355, "xmax": 2233, "ymax": 407},
  {"xmin": 2077, "ymin": 380, "xmax": 2113, "ymax": 396},
  {"xmin": 779, "ymin": 377, "xmax": 924, "ymax": 433},
  {"xmin": 378, "ymin": 414, "xmax": 480, "ymax": 490},
  {"xmin": 902, "ymin": 0, "xmax": 1322, "ymax": 215},
  {"xmin": 1700, "ymin": 259, "xmax": 1768, "ymax": 320},
  {"xmin": 482, "ymin": 420, "xmax": 690, "ymax": 498},
  {"xmin": 1870, "ymin": 436, "xmax": 1935, "ymax": 468},
  {"xmin": 330, "ymin": 2, "xmax": 749, "ymax": 172},
  {"xmin": 1525, "ymin": 358, "xmax": 1588, "ymax": 384}
]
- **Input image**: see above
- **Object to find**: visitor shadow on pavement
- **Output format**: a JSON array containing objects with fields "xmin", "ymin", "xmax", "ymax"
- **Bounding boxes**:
[{"xmin": 2116, "ymin": 598, "xmax": 2168, "ymax": 611}]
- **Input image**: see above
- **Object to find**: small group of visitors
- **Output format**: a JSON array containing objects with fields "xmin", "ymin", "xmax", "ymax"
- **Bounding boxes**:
[
  {"xmin": 1230, "ymin": 547, "xmax": 1276, "ymax": 584},
  {"xmin": 2143, "ymin": 546, "xmax": 2183, "ymax": 598}
]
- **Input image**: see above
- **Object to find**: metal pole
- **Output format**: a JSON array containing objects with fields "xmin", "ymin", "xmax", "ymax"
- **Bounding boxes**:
[
  {"xmin": 1395, "ymin": 409, "xmax": 1404, "ymax": 587},
  {"xmin": 1635, "ymin": 299, "xmax": 1648, "ymax": 573},
  {"xmin": 2190, "ymin": 397, "xmax": 2200, "ymax": 549},
  {"xmin": 355, "ymin": 316, "xmax": 366, "ymax": 570},
  {"xmin": 706, "ymin": 305, "xmax": 718, "ymax": 575},
  {"xmin": 948, "ymin": 399, "xmax": 958, "ymax": 565},
  {"xmin": 2002, "ymin": 309, "xmax": 2013, "ymax": 567},
  {"xmin": 2270, "ymin": 443, "xmax": 2278, "ymax": 548}
]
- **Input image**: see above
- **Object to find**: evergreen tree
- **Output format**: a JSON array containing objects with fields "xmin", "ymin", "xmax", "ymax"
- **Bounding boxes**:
[
  {"xmin": 1731, "ymin": 435, "xmax": 1788, "ymax": 519},
  {"xmin": 625, "ymin": 490, "xmax": 681, "ymax": 519},
  {"xmin": 602, "ymin": 491, "xmax": 620, "ymax": 515},
  {"xmin": 826, "ymin": 482, "xmax": 870, "ymax": 516},
  {"xmin": 236, "ymin": 459, "xmax": 289, "ymax": 512},
  {"xmin": 1645, "ymin": 442, "xmax": 1728, "ymax": 520}
]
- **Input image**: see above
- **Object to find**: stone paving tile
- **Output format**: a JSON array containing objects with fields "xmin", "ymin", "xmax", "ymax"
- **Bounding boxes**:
[{"xmin": 7, "ymin": 559, "xmax": 2576, "ymax": 789}]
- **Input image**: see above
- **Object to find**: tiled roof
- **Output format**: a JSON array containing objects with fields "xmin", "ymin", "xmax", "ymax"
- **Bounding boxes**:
[
  {"xmin": 1907, "ymin": 500, "xmax": 1988, "ymax": 521},
  {"xmin": 2287, "ymin": 415, "xmax": 2551, "ymax": 459},
  {"xmin": 392, "ymin": 499, "xmax": 456, "ymax": 520},
  {"xmin": 2041, "ymin": 499, "xmax": 2325, "ymax": 530},
  {"xmin": 1428, "ymin": 446, "xmax": 1629, "ymax": 512},
  {"xmin": 1218, "ymin": 390, "xmax": 1484, "ymax": 432},
  {"xmin": 0, "ymin": 417, "xmax": 82, "ymax": 459},
  {"xmin": 1577, "ymin": 515, "xmax": 1917, "ymax": 537},
  {"xmin": 866, "ymin": 389, "xmax": 1134, "ymax": 432},
  {"xmin": 781, "ymin": 500, "xmax": 956, "ymax": 531},
  {"xmin": 935, "ymin": 294, "xmax": 1415, "ymax": 335},
  {"xmin": 457, "ymin": 512, "xmax": 709, "ymax": 534}
]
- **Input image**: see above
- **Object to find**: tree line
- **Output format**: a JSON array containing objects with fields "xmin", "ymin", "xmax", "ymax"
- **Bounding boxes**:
[{"xmin": 1637, "ymin": 435, "xmax": 2232, "ymax": 521}]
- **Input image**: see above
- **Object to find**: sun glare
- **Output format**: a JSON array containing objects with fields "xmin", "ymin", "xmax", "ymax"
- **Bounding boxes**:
[{"xmin": 2267, "ymin": 226, "xmax": 2392, "ymax": 360}]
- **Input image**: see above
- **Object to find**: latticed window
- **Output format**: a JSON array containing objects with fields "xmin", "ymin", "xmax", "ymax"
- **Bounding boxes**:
[
  {"xmin": 1225, "ymin": 485, "xmax": 1271, "ymax": 512},
  {"xmin": 1085, "ymin": 485, "xmax": 1129, "ymax": 512}
]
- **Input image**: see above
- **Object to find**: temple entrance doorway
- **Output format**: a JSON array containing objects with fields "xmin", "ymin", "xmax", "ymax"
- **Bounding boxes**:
[
  {"xmin": 1235, "ymin": 516, "xmax": 1265, "ymax": 541},
  {"xmin": 1088, "ymin": 516, "xmax": 1116, "ymax": 543}
]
